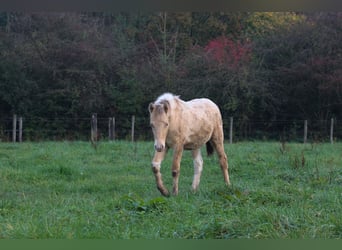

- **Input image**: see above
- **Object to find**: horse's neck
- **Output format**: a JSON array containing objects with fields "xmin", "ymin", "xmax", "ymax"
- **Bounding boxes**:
[{"xmin": 170, "ymin": 99, "xmax": 187, "ymax": 125}]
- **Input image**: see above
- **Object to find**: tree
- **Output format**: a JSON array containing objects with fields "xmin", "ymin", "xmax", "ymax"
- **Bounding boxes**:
[
  {"xmin": 251, "ymin": 12, "xmax": 342, "ymax": 139},
  {"xmin": 0, "ymin": 12, "xmax": 341, "ymax": 140}
]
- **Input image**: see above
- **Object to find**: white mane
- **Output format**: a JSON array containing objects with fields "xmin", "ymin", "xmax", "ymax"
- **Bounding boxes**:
[{"xmin": 155, "ymin": 93, "xmax": 179, "ymax": 106}]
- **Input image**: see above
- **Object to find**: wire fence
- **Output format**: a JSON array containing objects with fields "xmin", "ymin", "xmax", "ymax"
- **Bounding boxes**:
[{"xmin": 0, "ymin": 115, "xmax": 341, "ymax": 143}]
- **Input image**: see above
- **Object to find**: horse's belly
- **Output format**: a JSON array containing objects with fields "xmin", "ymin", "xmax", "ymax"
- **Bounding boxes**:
[
  {"xmin": 183, "ymin": 142, "xmax": 197, "ymax": 150},
  {"xmin": 183, "ymin": 133, "xmax": 211, "ymax": 150},
  {"xmin": 183, "ymin": 142, "xmax": 202, "ymax": 150}
]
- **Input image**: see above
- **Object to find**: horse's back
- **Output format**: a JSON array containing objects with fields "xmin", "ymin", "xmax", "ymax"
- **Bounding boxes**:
[
  {"xmin": 182, "ymin": 98, "xmax": 223, "ymax": 133},
  {"xmin": 185, "ymin": 98, "xmax": 222, "ymax": 121}
]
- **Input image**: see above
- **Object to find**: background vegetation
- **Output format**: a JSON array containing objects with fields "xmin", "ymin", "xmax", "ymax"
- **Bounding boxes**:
[
  {"xmin": 0, "ymin": 12, "xmax": 341, "ymax": 141},
  {"xmin": 0, "ymin": 141, "xmax": 341, "ymax": 238}
]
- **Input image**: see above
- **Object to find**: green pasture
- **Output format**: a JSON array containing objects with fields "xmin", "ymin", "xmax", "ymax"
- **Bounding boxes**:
[{"xmin": 0, "ymin": 141, "xmax": 341, "ymax": 239}]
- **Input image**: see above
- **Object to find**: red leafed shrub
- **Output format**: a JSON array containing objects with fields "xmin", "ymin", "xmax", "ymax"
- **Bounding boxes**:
[{"xmin": 204, "ymin": 36, "xmax": 251, "ymax": 70}]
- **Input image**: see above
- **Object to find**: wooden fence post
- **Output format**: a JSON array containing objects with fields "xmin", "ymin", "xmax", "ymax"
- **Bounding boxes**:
[
  {"xmin": 108, "ymin": 117, "xmax": 115, "ymax": 141},
  {"xmin": 12, "ymin": 114, "xmax": 17, "ymax": 142},
  {"xmin": 304, "ymin": 120, "xmax": 308, "ymax": 144},
  {"xmin": 330, "ymin": 118, "xmax": 334, "ymax": 144},
  {"xmin": 91, "ymin": 113, "xmax": 98, "ymax": 144},
  {"xmin": 18, "ymin": 116, "xmax": 23, "ymax": 142},
  {"xmin": 131, "ymin": 115, "xmax": 135, "ymax": 142},
  {"xmin": 229, "ymin": 117, "xmax": 233, "ymax": 144}
]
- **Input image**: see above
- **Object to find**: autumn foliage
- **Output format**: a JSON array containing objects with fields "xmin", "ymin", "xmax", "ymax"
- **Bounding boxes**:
[{"xmin": 204, "ymin": 36, "xmax": 251, "ymax": 70}]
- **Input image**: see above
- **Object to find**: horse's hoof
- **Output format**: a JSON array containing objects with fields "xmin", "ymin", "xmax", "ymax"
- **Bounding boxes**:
[
  {"xmin": 161, "ymin": 191, "xmax": 170, "ymax": 197},
  {"xmin": 158, "ymin": 187, "xmax": 170, "ymax": 197},
  {"xmin": 172, "ymin": 190, "xmax": 179, "ymax": 196}
]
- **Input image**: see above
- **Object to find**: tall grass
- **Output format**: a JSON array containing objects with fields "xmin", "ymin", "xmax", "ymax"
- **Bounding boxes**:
[{"xmin": 0, "ymin": 141, "xmax": 341, "ymax": 238}]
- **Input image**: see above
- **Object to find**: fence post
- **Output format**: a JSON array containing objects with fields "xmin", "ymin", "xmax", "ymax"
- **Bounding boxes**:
[
  {"xmin": 108, "ymin": 117, "xmax": 115, "ymax": 141},
  {"xmin": 91, "ymin": 113, "xmax": 98, "ymax": 144},
  {"xmin": 229, "ymin": 117, "xmax": 233, "ymax": 144},
  {"xmin": 18, "ymin": 116, "xmax": 23, "ymax": 142},
  {"xmin": 113, "ymin": 117, "xmax": 116, "ymax": 140},
  {"xmin": 131, "ymin": 115, "xmax": 135, "ymax": 142},
  {"xmin": 330, "ymin": 118, "xmax": 334, "ymax": 144},
  {"xmin": 12, "ymin": 114, "xmax": 17, "ymax": 142},
  {"xmin": 304, "ymin": 120, "xmax": 308, "ymax": 144}
]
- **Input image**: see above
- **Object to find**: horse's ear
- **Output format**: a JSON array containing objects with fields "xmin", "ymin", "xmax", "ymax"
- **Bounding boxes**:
[
  {"xmin": 148, "ymin": 103, "xmax": 155, "ymax": 113},
  {"xmin": 163, "ymin": 101, "xmax": 170, "ymax": 114}
]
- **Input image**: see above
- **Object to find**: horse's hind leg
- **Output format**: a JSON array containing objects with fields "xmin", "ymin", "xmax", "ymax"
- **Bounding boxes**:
[
  {"xmin": 152, "ymin": 149, "xmax": 169, "ymax": 196},
  {"xmin": 211, "ymin": 130, "xmax": 231, "ymax": 186},
  {"xmin": 215, "ymin": 142, "xmax": 230, "ymax": 186},
  {"xmin": 191, "ymin": 148, "xmax": 203, "ymax": 191}
]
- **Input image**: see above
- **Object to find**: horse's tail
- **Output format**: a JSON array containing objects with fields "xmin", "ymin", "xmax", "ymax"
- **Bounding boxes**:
[{"xmin": 206, "ymin": 142, "xmax": 214, "ymax": 156}]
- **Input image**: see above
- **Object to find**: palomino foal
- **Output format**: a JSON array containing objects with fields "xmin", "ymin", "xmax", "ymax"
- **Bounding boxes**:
[{"xmin": 148, "ymin": 93, "xmax": 230, "ymax": 196}]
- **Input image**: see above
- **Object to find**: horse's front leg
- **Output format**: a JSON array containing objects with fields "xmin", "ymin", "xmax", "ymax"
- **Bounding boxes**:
[
  {"xmin": 172, "ymin": 145, "xmax": 183, "ymax": 195},
  {"xmin": 151, "ymin": 149, "xmax": 169, "ymax": 196}
]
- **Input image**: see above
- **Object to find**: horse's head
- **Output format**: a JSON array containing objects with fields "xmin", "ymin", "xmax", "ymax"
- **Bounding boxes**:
[{"xmin": 148, "ymin": 100, "xmax": 170, "ymax": 152}]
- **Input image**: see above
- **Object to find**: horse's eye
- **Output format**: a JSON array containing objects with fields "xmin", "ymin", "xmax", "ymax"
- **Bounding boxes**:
[{"xmin": 165, "ymin": 123, "xmax": 169, "ymax": 127}]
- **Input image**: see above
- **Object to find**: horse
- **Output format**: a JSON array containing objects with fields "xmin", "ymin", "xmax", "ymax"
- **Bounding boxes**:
[{"xmin": 148, "ymin": 93, "xmax": 230, "ymax": 196}]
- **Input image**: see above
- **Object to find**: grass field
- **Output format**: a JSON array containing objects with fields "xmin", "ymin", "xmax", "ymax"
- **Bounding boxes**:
[{"xmin": 0, "ymin": 141, "xmax": 341, "ymax": 239}]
